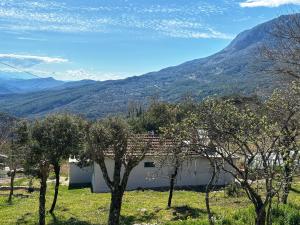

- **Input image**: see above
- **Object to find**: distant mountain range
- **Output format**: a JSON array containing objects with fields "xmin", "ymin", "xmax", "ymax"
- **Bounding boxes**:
[
  {"xmin": 0, "ymin": 77, "xmax": 65, "ymax": 94},
  {"xmin": 0, "ymin": 14, "xmax": 295, "ymax": 119}
]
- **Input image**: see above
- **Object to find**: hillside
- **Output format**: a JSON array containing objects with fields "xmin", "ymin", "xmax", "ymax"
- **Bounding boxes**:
[
  {"xmin": 0, "ymin": 15, "xmax": 294, "ymax": 119},
  {"xmin": 0, "ymin": 77, "xmax": 65, "ymax": 94}
]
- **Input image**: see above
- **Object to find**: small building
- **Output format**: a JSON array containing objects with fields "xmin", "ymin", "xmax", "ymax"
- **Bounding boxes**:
[
  {"xmin": 0, "ymin": 154, "xmax": 8, "ymax": 179},
  {"xmin": 69, "ymin": 136, "xmax": 237, "ymax": 193}
]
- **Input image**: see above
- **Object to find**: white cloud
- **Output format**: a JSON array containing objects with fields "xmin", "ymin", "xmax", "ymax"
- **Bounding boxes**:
[
  {"xmin": 0, "ymin": 66, "xmax": 127, "ymax": 81},
  {"xmin": 0, "ymin": 54, "xmax": 67, "ymax": 63},
  {"xmin": 17, "ymin": 37, "xmax": 47, "ymax": 41},
  {"xmin": 56, "ymin": 69, "xmax": 127, "ymax": 81},
  {"xmin": 240, "ymin": 0, "xmax": 300, "ymax": 7},
  {"xmin": 0, "ymin": 0, "xmax": 231, "ymax": 39}
]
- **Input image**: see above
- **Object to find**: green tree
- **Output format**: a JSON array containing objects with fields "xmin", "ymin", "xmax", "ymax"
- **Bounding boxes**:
[
  {"xmin": 25, "ymin": 119, "xmax": 51, "ymax": 225},
  {"xmin": 0, "ymin": 112, "xmax": 15, "ymax": 152},
  {"xmin": 25, "ymin": 114, "xmax": 85, "ymax": 225},
  {"xmin": 44, "ymin": 114, "xmax": 87, "ymax": 213},
  {"xmin": 6, "ymin": 121, "xmax": 29, "ymax": 203},
  {"xmin": 142, "ymin": 101, "xmax": 176, "ymax": 134},
  {"xmin": 87, "ymin": 117, "xmax": 151, "ymax": 225}
]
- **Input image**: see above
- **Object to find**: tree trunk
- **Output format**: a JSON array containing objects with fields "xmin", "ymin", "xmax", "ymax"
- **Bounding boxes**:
[
  {"xmin": 49, "ymin": 164, "xmax": 60, "ymax": 213},
  {"xmin": 255, "ymin": 205, "xmax": 266, "ymax": 225},
  {"xmin": 39, "ymin": 174, "xmax": 48, "ymax": 225},
  {"xmin": 8, "ymin": 169, "xmax": 16, "ymax": 203},
  {"xmin": 243, "ymin": 182, "xmax": 266, "ymax": 225},
  {"xmin": 108, "ymin": 189, "xmax": 124, "ymax": 225},
  {"xmin": 267, "ymin": 198, "xmax": 273, "ymax": 225},
  {"xmin": 281, "ymin": 165, "xmax": 292, "ymax": 204},
  {"xmin": 167, "ymin": 166, "xmax": 178, "ymax": 208},
  {"xmin": 205, "ymin": 166, "xmax": 216, "ymax": 225}
]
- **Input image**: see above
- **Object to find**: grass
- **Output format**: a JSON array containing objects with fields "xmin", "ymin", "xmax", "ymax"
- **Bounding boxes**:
[{"xmin": 0, "ymin": 180, "xmax": 300, "ymax": 225}]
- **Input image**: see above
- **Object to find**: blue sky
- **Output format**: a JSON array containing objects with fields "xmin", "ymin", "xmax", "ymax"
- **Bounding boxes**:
[{"xmin": 0, "ymin": 0, "xmax": 300, "ymax": 81}]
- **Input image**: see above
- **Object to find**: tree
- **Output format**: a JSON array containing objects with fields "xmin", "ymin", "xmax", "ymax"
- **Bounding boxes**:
[
  {"xmin": 6, "ymin": 121, "xmax": 29, "ymax": 203},
  {"xmin": 261, "ymin": 14, "xmax": 300, "ymax": 80},
  {"xmin": 159, "ymin": 105, "xmax": 195, "ymax": 208},
  {"xmin": 266, "ymin": 82, "xmax": 300, "ymax": 204},
  {"xmin": 25, "ymin": 119, "xmax": 58, "ymax": 225},
  {"xmin": 87, "ymin": 117, "xmax": 152, "ymax": 225},
  {"xmin": 0, "ymin": 113, "xmax": 15, "ymax": 152},
  {"xmin": 196, "ymin": 98, "xmax": 285, "ymax": 225},
  {"xmin": 39, "ymin": 114, "xmax": 87, "ymax": 213},
  {"xmin": 197, "ymin": 141, "xmax": 222, "ymax": 225},
  {"xmin": 142, "ymin": 101, "xmax": 176, "ymax": 134}
]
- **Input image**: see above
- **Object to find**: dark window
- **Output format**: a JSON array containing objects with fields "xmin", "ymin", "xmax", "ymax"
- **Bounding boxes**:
[{"xmin": 144, "ymin": 162, "xmax": 155, "ymax": 168}]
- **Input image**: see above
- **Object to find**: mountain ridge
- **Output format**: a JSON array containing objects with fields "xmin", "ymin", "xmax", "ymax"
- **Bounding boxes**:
[{"xmin": 0, "ymin": 14, "xmax": 294, "ymax": 119}]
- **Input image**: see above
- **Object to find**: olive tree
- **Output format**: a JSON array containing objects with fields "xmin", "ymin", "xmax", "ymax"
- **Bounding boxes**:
[
  {"xmin": 196, "ymin": 98, "xmax": 284, "ymax": 225},
  {"xmin": 0, "ymin": 113, "xmax": 14, "ymax": 152},
  {"xmin": 266, "ymin": 82, "xmax": 300, "ymax": 204},
  {"xmin": 25, "ymin": 117, "xmax": 71, "ymax": 225},
  {"xmin": 6, "ymin": 121, "xmax": 29, "ymax": 202},
  {"xmin": 87, "ymin": 117, "xmax": 152, "ymax": 225},
  {"xmin": 159, "ymin": 107, "xmax": 195, "ymax": 208},
  {"xmin": 42, "ymin": 114, "xmax": 87, "ymax": 213}
]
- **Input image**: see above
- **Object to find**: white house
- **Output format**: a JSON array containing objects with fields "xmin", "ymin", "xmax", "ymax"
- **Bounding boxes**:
[{"xmin": 69, "ymin": 136, "xmax": 237, "ymax": 193}]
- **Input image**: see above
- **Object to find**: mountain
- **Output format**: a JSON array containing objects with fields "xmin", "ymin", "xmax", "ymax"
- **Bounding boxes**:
[
  {"xmin": 0, "ymin": 14, "xmax": 294, "ymax": 119},
  {"xmin": 0, "ymin": 77, "xmax": 65, "ymax": 94}
]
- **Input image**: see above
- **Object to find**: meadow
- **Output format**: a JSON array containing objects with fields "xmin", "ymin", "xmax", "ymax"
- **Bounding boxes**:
[{"xmin": 0, "ymin": 178, "xmax": 300, "ymax": 225}]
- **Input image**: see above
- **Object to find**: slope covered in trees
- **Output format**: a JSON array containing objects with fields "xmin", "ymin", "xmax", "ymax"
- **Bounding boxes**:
[{"xmin": 0, "ymin": 14, "xmax": 296, "ymax": 119}]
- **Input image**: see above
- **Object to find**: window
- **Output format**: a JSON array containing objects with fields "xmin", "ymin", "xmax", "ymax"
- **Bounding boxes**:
[{"xmin": 144, "ymin": 162, "xmax": 155, "ymax": 168}]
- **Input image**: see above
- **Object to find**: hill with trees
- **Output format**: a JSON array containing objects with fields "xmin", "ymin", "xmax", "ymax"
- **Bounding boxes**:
[{"xmin": 0, "ymin": 14, "xmax": 296, "ymax": 119}]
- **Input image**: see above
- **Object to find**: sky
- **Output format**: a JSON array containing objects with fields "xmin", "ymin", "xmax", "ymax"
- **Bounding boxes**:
[{"xmin": 0, "ymin": 0, "xmax": 300, "ymax": 81}]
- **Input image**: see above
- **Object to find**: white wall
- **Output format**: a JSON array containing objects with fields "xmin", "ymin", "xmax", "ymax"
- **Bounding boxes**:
[
  {"xmin": 69, "ymin": 163, "xmax": 93, "ymax": 186},
  {"xmin": 91, "ymin": 156, "xmax": 235, "ymax": 193}
]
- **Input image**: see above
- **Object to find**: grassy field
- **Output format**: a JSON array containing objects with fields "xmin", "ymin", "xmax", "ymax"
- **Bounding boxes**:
[{"xmin": 0, "ymin": 179, "xmax": 300, "ymax": 225}]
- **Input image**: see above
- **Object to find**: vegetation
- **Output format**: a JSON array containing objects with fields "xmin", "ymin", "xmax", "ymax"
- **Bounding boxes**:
[
  {"xmin": 4, "ymin": 121, "xmax": 28, "ymax": 203},
  {"xmin": 0, "ymin": 15, "xmax": 297, "ymax": 119},
  {"xmin": 0, "ymin": 180, "xmax": 299, "ymax": 225},
  {"xmin": 1, "ymin": 14, "xmax": 300, "ymax": 224},
  {"xmin": 39, "ymin": 114, "xmax": 86, "ymax": 214},
  {"xmin": 86, "ymin": 117, "xmax": 152, "ymax": 225},
  {"xmin": 21, "ymin": 114, "xmax": 87, "ymax": 225},
  {"xmin": 0, "ymin": 80, "xmax": 299, "ymax": 225}
]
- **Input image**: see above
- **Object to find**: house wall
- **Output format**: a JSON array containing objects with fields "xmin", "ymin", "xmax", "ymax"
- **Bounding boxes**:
[
  {"xmin": 91, "ymin": 156, "xmax": 235, "ymax": 193},
  {"xmin": 69, "ymin": 162, "xmax": 93, "ymax": 187}
]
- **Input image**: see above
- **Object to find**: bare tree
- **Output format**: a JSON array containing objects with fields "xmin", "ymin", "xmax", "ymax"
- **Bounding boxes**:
[
  {"xmin": 87, "ymin": 117, "xmax": 151, "ymax": 225},
  {"xmin": 196, "ymin": 98, "xmax": 285, "ymax": 225},
  {"xmin": 159, "ymin": 101, "xmax": 198, "ymax": 208},
  {"xmin": 261, "ymin": 14, "xmax": 300, "ymax": 80},
  {"xmin": 266, "ymin": 81, "xmax": 300, "ymax": 204},
  {"xmin": 160, "ymin": 118, "xmax": 192, "ymax": 208}
]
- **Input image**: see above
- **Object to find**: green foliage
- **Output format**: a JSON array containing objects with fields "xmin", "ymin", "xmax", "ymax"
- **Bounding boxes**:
[
  {"xmin": 272, "ymin": 204, "xmax": 300, "ymax": 225},
  {"xmin": 225, "ymin": 182, "xmax": 243, "ymax": 197},
  {"xmin": 0, "ymin": 182, "xmax": 300, "ymax": 225},
  {"xmin": 4, "ymin": 120, "xmax": 30, "ymax": 171},
  {"xmin": 38, "ymin": 114, "xmax": 87, "ymax": 164},
  {"xmin": 142, "ymin": 101, "xmax": 177, "ymax": 134}
]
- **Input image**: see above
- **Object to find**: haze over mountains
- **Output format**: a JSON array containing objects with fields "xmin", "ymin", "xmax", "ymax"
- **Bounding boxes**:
[{"xmin": 0, "ymin": 14, "xmax": 294, "ymax": 119}]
